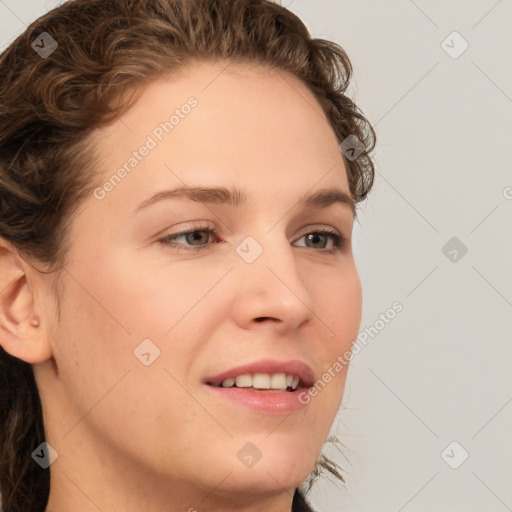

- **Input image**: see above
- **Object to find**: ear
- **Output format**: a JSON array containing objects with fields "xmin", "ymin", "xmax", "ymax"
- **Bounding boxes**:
[{"xmin": 0, "ymin": 239, "xmax": 53, "ymax": 364}]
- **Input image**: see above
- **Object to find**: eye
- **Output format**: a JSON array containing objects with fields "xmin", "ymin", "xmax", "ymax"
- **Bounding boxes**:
[
  {"xmin": 157, "ymin": 225, "xmax": 347, "ymax": 253},
  {"xmin": 294, "ymin": 228, "xmax": 347, "ymax": 253},
  {"xmin": 158, "ymin": 226, "xmax": 219, "ymax": 252}
]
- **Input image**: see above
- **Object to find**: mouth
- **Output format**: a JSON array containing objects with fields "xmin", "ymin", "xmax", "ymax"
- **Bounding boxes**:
[
  {"xmin": 205, "ymin": 372, "xmax": 306, "ymax": 392},
  {"xmin": 202, "ymin": 360, "xmax": 314, "ymax": 413},
  {"xmin": 202, "ymin": 359, "xmax": 315, "ymax": 392}
]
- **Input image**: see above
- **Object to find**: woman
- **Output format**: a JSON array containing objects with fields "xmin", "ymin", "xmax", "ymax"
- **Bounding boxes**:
[{"xmin": 0, "ymin": 0, "xmax": 376, "ymax": 511}]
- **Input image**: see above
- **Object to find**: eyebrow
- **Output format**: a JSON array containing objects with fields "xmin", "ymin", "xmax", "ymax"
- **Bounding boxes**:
[{"xmin": 134, "ymin": 185, "xmax": 356, "ymax": 217}]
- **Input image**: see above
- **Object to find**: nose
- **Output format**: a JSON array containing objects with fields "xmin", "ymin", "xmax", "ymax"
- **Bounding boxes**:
[{"xmin": 230, "ymin": 230, "xmax": 316, "ymax": 334}]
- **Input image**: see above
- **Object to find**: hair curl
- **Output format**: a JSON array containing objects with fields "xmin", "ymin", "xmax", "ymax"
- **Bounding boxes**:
[{"xmin": 0, "ymin": 0, "xmax": 375, "ymax": 510}]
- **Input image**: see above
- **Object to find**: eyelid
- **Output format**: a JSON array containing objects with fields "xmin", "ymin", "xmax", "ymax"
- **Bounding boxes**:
[
  {"xmin": 160, "ymin": 221, "xmax": 346, "ymax": 238},
  {"xmin": 156, "ymin": 222, "xmax": 349, "ymax": 253}
]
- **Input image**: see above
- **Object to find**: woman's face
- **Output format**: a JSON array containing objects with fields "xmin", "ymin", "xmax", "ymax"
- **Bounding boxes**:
[{"xmin": 35, "ymin": 61, "xmax": 362, "ymax": 508}]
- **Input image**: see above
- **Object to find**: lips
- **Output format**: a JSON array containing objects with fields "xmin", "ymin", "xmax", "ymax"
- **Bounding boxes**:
[{"xmin": 203, "ymin": 358, "xmax": 315, "ymax": 389}]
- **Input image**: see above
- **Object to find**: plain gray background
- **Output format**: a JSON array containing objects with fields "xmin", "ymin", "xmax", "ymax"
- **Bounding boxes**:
[{"xmin": 0, "ymin": 1, "xmax": 511, "ymax": 511}]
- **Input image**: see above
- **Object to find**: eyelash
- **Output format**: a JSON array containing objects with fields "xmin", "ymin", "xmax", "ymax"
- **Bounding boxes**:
[{"xmin": 157, "ymin": 225, "xmax": 347, "ymax": 254}]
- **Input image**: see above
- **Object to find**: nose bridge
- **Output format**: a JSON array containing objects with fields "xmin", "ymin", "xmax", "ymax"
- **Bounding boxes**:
[
  {"xmin": 232, "ymin": 225, "xmax": 314, "ymax": 326},
  {"xmin": 237, "ymin": 227, "xmax": 296, "ymax": 284}
]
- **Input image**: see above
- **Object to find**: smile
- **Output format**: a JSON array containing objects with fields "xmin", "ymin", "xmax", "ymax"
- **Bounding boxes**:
[{"xmin": 207, "ymin": 372, "xmax": 302, "ymax": 391}]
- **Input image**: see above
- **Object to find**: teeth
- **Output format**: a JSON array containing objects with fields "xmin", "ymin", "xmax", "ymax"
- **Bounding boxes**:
[
  {"xmin": 221, "ymin": 377, "xmax": 235, "ymax": 388},
  {"xmin": 220, "ymin": 373, "xmax": 300, "ymax": 391},
  {"xmin": 253, "ymin": 373, "xmax": 271, "ymax": 389},
  {"xmin": 270, "ymin": 373, "xmax": 287, "ymax": 389},
  {"xmin": 235, "ymin": 375, "xmax": 252, "ymax": 388}
]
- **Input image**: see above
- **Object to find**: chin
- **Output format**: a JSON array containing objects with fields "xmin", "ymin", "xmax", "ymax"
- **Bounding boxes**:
[
  {"xmin": 218, "ymin": 445, "xmax": 317, "ymax": 494},
  {"xmin": 216, "ymin": 465, "xmax": 311, "ymax": 498}
]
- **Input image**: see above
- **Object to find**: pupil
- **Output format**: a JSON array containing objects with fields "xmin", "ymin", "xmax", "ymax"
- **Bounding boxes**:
[
  {"xmin": 188, "ymin": 231, "xmax": 207, "ymax": 245},
  {"xmin": 308, "ymin": 233, "xmax": 323, "ymax": 248}
]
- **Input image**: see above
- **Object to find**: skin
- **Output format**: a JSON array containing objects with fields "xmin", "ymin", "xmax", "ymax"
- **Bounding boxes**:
[{"xmin": 0, "ymin": 60, "xmax": 362, "ymax": 512}]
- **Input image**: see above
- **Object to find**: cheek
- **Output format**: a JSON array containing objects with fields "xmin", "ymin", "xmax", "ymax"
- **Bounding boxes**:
[
  {"xmin": 91, "ymin": 252, "xmax": 221, "ymax": 340},
  {"xmin": 52, "ymin": 274, "xmax": 133, "ymax": 400},
  {"xmin": 311, "ymin": 266, "xmax": 362, "ymax": 404},
  {"xmin": 51, "ymin": 271, "xmax": 202, "ymax": 455},
  {"xmin": 52, "ymin": 252, "xmax": 215, "ymax": 399},
  {"xmin": 315, "ymin": 264, "xmax": 362, "ymax": 351}
]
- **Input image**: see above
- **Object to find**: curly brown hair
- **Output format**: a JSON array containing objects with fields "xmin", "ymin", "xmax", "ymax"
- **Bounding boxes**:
[{"xmin": 0, "ymin": 0, "xmax": 376, "ymax": 510}]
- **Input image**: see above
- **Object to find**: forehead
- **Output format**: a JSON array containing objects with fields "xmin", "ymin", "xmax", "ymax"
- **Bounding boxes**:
[
  {"xmin": 88, "ymin": 60, "xmax": 350, "ymax": 211},
  {"xmin": 98, "ymin": 59, "xmax": 338, "ymax": 152}
]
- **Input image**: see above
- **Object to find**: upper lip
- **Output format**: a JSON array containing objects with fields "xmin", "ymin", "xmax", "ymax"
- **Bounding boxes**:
[{"xmin": 203, "ymin": 359, "xmax": 315, "ymax": 388}]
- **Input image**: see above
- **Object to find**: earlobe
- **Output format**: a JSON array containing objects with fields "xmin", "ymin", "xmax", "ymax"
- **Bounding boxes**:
[{"xmin": 0, "ymin": 241, "xmax": 53, "ymax": 364}]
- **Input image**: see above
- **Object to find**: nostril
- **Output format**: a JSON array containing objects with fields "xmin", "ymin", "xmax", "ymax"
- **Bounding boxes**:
[{"xmin": 254, "ymin": 317, "xmax": 278, "ymax": 323}]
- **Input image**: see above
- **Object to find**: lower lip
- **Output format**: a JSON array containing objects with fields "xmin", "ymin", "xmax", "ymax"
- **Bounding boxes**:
[{"xmin": 203, "ymin": 384, "xmax": 310, "ymax": 414}]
